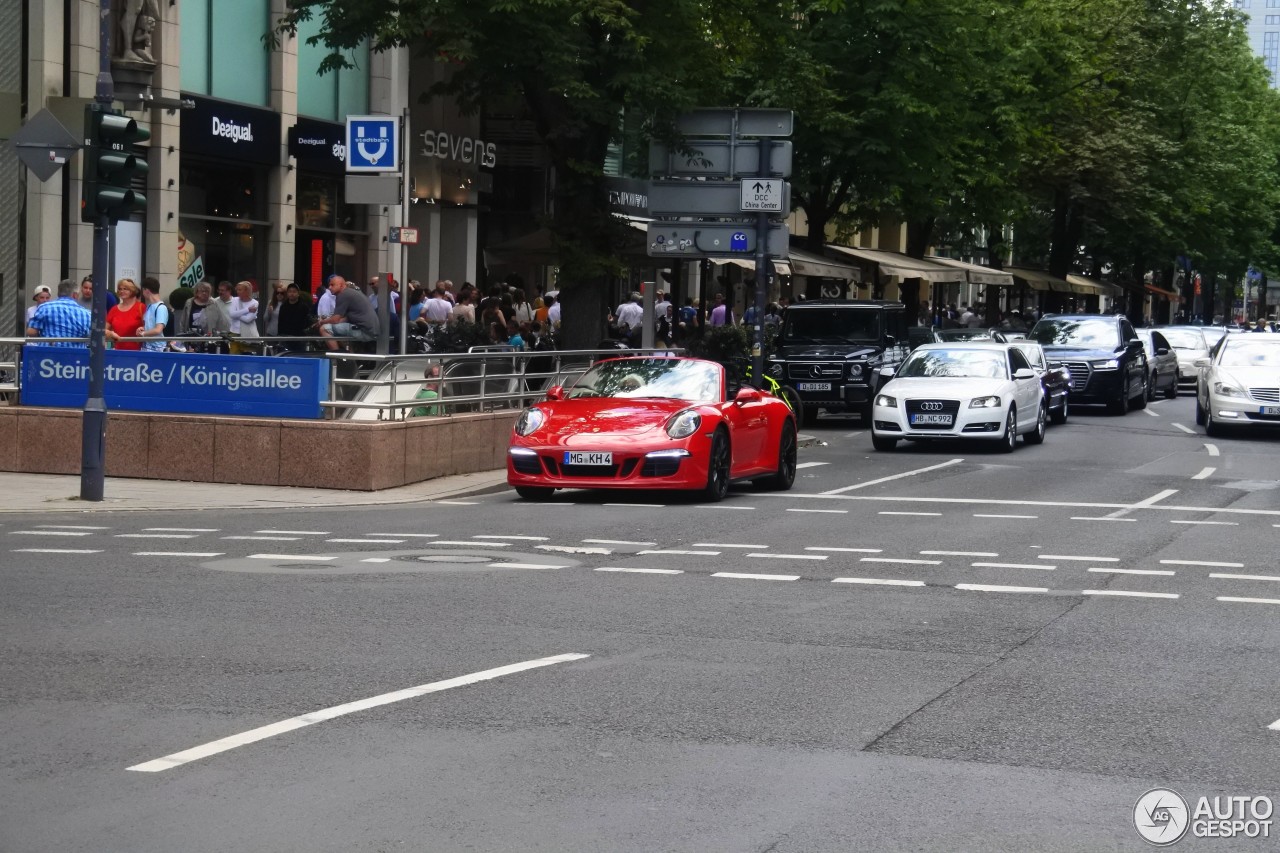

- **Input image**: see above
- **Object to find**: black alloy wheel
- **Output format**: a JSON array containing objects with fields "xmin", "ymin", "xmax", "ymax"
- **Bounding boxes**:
[
  {"xmin": 1205, "ymin": 405, "xmax": 1224, "ymax": 438},
  {"xmin": 1131, "ymin": 374, "xmax": 1147, "ymax": 410},
  {"xmin": 1195, "ymin": 394, "xmax": 1207, "ymax": 425},
  {"xmin": 871, "ymin": 431, "xmax": 898, "ymax": 451},
  {"xmin": 1024, "ymin": 402, "xmax": 1047, "ymax": 445},
  {"xmin": 997, "ymin": 407, "xmax": 1018, "ymax": 453},
  {"xmin": 1147, "ymin": 372, "xmax": 1157, "ymax": 401},
  {"xmin": 1164, "ymin": 373, "xmax": 1178, "ymax": 399},
  {"xmin": 759, "ymin": 421, "xmax": 798, "ymax": 491},
  {"xmin": 702, "ymin": 429, "xmax": 731, "ymax": 502},
  {"xmin": 1108, "ymin": 384, "xmax": 1129, "ymax": 415},
  {"xmin": 1050, "ymin": 395, "xmax": 1069, "ymax": 425},
  {"xmin": 515, "ymin": 486, "xmax": 555, "ymax": 501}
]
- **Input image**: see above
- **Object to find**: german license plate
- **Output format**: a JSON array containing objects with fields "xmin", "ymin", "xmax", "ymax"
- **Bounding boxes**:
[
  {"xmin": 909, "ymin": 414, "xmax": 953, "ymax": 426},
  {"xmin": 797, "ymin": 382, "xmax": 832, "ymax": 391},
  {"xmin": 564, "ymin": 451, "xmax": 612, "ymax": 465},
  {"xmin": 1262, "ymin": 406, "xmax": 1280, "ymax": 415}
]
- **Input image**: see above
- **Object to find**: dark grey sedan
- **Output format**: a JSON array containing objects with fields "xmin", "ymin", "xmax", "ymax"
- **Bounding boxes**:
[{"xmin": 1136, "ymin": 329, "xmax": 1179, "ymax": 399}]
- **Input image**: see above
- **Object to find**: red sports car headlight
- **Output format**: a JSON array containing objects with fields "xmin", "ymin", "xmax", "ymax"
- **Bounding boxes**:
[
  {"xmin": 515, "ymin": 407, "xmax": 546, "ymax": 436},
  {"xmin": 665, "ymin": 409, "xmax": 702, "ymax": 439}
]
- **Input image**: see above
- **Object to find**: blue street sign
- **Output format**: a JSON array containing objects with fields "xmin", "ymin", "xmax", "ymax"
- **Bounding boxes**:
[{"xmin": 345, "ymin": 115, "xmax": 400, "ymax": 173}]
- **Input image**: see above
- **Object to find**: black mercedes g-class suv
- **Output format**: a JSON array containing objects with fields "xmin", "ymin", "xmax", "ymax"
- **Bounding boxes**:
[
  {"xmin": 767, "ymin": 299, "xmax": 910, "ymax": 426},
  {"xmin": 1028, "ymin": 313, "xmax": 1148, "ymax": 414}
]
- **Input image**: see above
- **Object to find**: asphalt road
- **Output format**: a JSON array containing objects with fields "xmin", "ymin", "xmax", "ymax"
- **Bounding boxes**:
[{"xmin": 2, "ymin": 393, "xmax": 1279, "ymax": 852}]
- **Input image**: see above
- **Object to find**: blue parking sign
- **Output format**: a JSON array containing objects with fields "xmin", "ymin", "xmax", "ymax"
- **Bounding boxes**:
[{"xmin": 345, "ymin": 115, "xmax": 400, "ymax": 172}]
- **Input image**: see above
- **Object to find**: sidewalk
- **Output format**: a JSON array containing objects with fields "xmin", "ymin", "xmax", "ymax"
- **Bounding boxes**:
[{"xmin": 0, "ymin": 469, "xmax": 511, "ymax": 514}]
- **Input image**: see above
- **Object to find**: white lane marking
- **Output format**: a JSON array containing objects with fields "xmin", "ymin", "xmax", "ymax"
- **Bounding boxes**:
[
  {"xmin": 10, "ymin": 530, "xmax": 92, "ymax": 536},
  {"xmin": 1170, "ymin": 520, "xmax": 1238, "ymax": 526},
  {"xmin": 695, "ymin": 505, "xmax": 757, "ymax": 510},
  {"xmin": 1172, "ymin": 423, "xmax": 1195, "ymax": 434},
  {"xmin": 1161, "ymin": 559, "xmax": 1243, "ymax": 568},
  {"xmin": 763, "ymin": 492, "xmax": 1280, "ymax": 520},
  {"xmin": 822, "ymin": 458, "xmax": 965, "ymax": 495},
  {"xmin": 145, "ymin": 527, "xmax": 219, "ymax": 533},
  {"xmin": 956, "ymin": 583, "xmax": 1047, "ymax": 594},
  {"xmin": 1040, "ymin": 555, "xmax": 1118, "ymax": 562},
  {"xmin": 247, "ymin": 554, "xmax": 335, "ymax": 562},
  {"xmin": 974, "ymin": 514, "xmax": 1038, "ymax": 519},
  {"xmin": 583, "ymin": 539, "xmax": 655, "ymax": 546},
  {"xmin": 1071, "ymin": 517, "xmax": 1136, "ymax": 522},
  {"xmin": 435, "ymin": 500, "xmax": 478, "ymax": 505},
  {"xmin": 806, "ymin": 546, "xmax": 882, "ymax": 553},
  {"xmin": 430, "ymin": 540, "xmax": 511, "ymax": 547},
  {"xmin": 843, "ymin": 431, "xmax": 865, "ymax": 438},
  {"xmin": 1219, "ymin": 597, "xmax": 1280, "ymax": 606},
  {"xmin": 786, "ymin": 508, "xmax": 849, "ymax": 514},
  {"xmin": 747, "ymin": 553, "xmax": 828, "ymax": 561},
  {"xmin": 604, "ymin": 502, "xmax": 666, "ymax": 508},
  {"xmin": 1143, "ymin": 408, "xmax": 1160, "ymax": 417},
  {"xmin": 116, "ymin": 533, "xmax": 199, "ymax": 539},
  {"xmin": 879, "ymin": 511, "xmax": 942, "ymax": 517},
  {"xmin": 223, "ymin": 535, "xmax": 301, "ymax": 541},
  {"xmin": 638, "ymin": 549, "xmax": 719, "ymax": 556},
  {"xmin": 257, "ymin": 529, "xmax": 329, "ymax": 535},
  {"xmin": 1087, "ymin": 568, "xmax": 1175, "ymax": 576},
  {"xmin": 473, "ymin": 535, "xmax": 550, "ymax": 541},
  {"xmin": 972, "ymin": 562, "xmax": 1055, "ymax": 571},
  {"xmin": 1205, "ymin": 443, "xmax": 1220, "ymax": 457},
  {"xmin": 921, "ymin": 550, "xmax": 998, "ymax": 557},
  {"xmin": 361, "ymin": 558, "xmax": 392, "ymax": 563},
  {"xmin": 833, "ymin": 577, "xmax": 925, "ymax": 587},
  {"xmin": 1082, "ymin": 590, "xmax": 1180, "ymax": 600},
  {"xmin": 694, "ymin": 543, "xmax": 767, "ymax": 549},
  {"xmin": 326, "ymin": 538, "xmax": 407, "ymax": 544},
  {"xmin": 488, "ymin": 563, "xmax": 567, "ymax": 570},
  {"xmin": 1104, "ymin": 488, "xmax": 1179, "ymax": 520},
  {"xmin": 1191, "ymin": 467, "xmax": 1216, "ymax": 480},
  {"xmin": 595, "ymin": 567, "xmax": 683, "ymax": 575},
  {"xmin": 13, "ymin": 548, "xmax": 102, "ymax": 554},
  {"xmin": 860, "ymin": 557, "xmax": 941, "ymax": 566},
  {"xmin": 35, "ymin": 524, "xmax": 108, "ymax": 530},
  {"xmin": 372, "ymin": 533, "xmax": 438, "ymax": 539},
  {"xmin": 711, "ymin": 572, "xmax": 799, "ymax": 581},
  {"xmin": 795, "ymin": 462, "xmax": 829, "ymax": 469},
  {"xmin": 134, "ymin": 551, "xmax": 224, "ymax": 558},
  {"xmin": 127, "ymin": 653, "xmax": 590, "ymax": 773},
  {"xmin": 1211, "ymin": 573, "xmax": 1280, "ymax": 583},
  {"xmin": 536, "ymin": 545, "xmax": 611, "ymax": 555}
]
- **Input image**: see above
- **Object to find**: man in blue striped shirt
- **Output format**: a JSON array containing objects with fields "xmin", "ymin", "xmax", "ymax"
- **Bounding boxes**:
[{"xmin": 26, "ymin": 278, "xmax": 91, "ymax": 347}]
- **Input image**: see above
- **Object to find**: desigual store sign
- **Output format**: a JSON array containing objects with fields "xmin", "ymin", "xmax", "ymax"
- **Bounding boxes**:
[{"xmin": 180, "ymin": 94, "xmax": 282, "ymax": 164}]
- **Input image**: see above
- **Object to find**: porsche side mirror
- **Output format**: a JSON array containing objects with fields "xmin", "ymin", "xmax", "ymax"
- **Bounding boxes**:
[
  {"xmin": 545, "ymin": 385, "xmax": 565, "ymax": 401},
  {"xmin": 1013, "ymin": 368, "xmax": 1037, "ymax": 380},
  {"xmin": 734, "ymin": 387, "xmax": 762, "ymax": 405}
]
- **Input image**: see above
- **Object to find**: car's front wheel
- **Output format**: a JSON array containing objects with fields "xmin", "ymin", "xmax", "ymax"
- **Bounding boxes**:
[
  {"xmin": 702, "ymin": 429, "xmax": 731, "ymax": 502},
  {"xmin": 1050, "ymin": 395, "xmax": 1069, "ymax": 425},
  {"xmin": 1205, "ymin": 405, "xmax": 1224, "ymax": 438},
  {"xmin": 1131, "ymin": 374, "xmax": 1147, "ymax": 410},
  {"xmin": 515, "ymin": 486, "xmax": 555, "ymax": 501},
  {"xmin": 871, "ymin": 432, "xmax": 898, "ymax": 451},
  {"xmin": 1195, "ymin": 394, "xmax": 1207, "ymax": 425},
  {"xmin": 997, "ymin": 407, "xmax": 1018, "ymax": 453},
  {"xmin": 757, "ymin": 421, "xmax": 797, "ymax": 491},
  {"xmin": 1164, "ymin": 373, "xmax": 1178, "ymax": 399},
  {"xmin": 1024, "ymin": 402, "xmax": 1047, "ymax": 445}
]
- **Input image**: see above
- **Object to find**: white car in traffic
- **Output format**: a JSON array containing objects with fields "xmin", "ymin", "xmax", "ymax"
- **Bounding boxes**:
[
  {"xmin": 1194, "ymin": 336, "xmax": 1280, "ymax": 436},
  {"xmin": 871, "ymin": 343, "xmax": 1047, "ymax": 452}
]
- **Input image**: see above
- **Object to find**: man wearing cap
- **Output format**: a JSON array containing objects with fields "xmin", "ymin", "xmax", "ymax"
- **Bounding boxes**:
[{"xmin": 26, "ymin": 286, "xmax": 52, "ymax": 324}]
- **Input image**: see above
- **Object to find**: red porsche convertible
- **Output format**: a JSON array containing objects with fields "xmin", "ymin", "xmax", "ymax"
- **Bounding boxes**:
[{"xmin": 507, "ymin": 356, "xmax": 798, "ymax": 501}]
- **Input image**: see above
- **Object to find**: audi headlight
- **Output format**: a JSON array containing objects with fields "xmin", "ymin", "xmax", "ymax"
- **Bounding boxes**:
[
  {"xmin": 847, "ymin": 363, "xmax": 864, "ymax": 379},
  {"xmin": 514, "ymin": 407, "xmax": 546, "ymax": 436},
  {"xmin": 665, "ymin": 409, "xmax": 702, "ymax": 439},
  {"xmin": 1213, "ymin": 381, "xmax": 1245, "ymax": 398},
  {"xmin": 970, "ymin": 395, "xmax": 1002, "ymax": 408},
  {"xmin": 874, "ymin": 393, "xmax": 897, "ymax": 408},
  {"xmin": 1091, "ymin": 358, "xmax": 1120, "ymax": 370}
]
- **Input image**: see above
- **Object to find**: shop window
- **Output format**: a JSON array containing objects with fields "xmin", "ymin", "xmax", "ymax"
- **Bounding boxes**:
[
  {"xmin": 297, "ymin": 16, "xmax": 370, "ymax": 121},
  {"xmin": 180, "ymin": 161, "xmax": 263, "ymax": 221},
  {"xmin": 178, "ymin": 218, "xmax": 267, "ymax": 289},
  {"xmin": 180, "ymin": 0, "xmax": 270, "ymax": 106}
]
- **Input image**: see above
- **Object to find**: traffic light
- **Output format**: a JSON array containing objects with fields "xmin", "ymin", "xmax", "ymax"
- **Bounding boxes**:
[{"xmin": 82, "ymin": 105, "xmax": 150, "ymax": 223}]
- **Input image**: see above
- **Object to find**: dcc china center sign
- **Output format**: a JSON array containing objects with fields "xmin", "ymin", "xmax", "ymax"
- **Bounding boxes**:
[{"xmin": 22, "ymin": 350, "xmax": 329, "ymax": 419}]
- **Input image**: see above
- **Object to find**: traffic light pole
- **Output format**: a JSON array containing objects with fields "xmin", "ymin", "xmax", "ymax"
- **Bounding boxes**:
[{"xmin": 81, "ymin": 0, "xmax": 115, "ymax": 502}]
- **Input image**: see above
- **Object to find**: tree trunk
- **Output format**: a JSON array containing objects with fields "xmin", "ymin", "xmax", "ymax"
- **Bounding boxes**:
[
  {"xmin": 984, "ymin": 222, "xmax": 1004, "ymax": 325},
  {"xmin": 1047, "ymin": 189, "xmax": 1079, "ymax": 280}
]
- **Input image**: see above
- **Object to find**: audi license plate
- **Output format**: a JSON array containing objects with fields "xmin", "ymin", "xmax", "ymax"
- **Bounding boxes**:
[
  {"xmin": 797, "ymin": 382, "xmax": 832, "ymax": 391},
  {"xmin": 564, "ymin": 451, "xmax": 612, "ymax": 466},
  {"xmin": 909, "ymin": 414, "xmax": 953, "ymax": 426},
  {"xmin": 1262, "ymin": 406, "xmax": 1280, "ymax": 415}
]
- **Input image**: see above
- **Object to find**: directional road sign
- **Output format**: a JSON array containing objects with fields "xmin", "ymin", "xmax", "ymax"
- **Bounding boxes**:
[
  {"xmin": 649, "ymin": 140, "xmax": 792, "ymax": 179},
  {"xmin": 389, "ymin": 226, "xmax": 419, "ymax": 244},
  {"xmin": 346, "ymin": 115, "xmax": 400, "ymax": 172},
  {"xmin": 740, "ymin": 179, "xmax": 785, "ymax": 213},
  {"xmin": 650, "ymin": 180, "xmax": 790, "ymax": 218},
  {"xmin": 647, "ymin": 222, "xmax": 789, "ymax": 259},
  {"xmin": 8, "ymin": 108, "xmax": 81, "ymax": 182},
  {"xmin": 675, "ymin": 108, "xmax": 794, "ymax": 138}
]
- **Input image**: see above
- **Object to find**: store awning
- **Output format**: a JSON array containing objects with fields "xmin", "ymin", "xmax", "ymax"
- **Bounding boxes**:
[
  {"xmin": 712, "ymin": 247, "xmax": 860, "ymax": 281},
  {"xmin": 1145, "ymin": 283, "xmax": 1182, "ymax": 302},
  {"xmin": 925, "ymin": 256, "xmax": 1014, "ymax": 287},
  {"xmin": 1065, "ymin": 274, "xmax": 1123, "ymax": 296},
  {"xmin": 1006, "ymin": 267, "xmax": 1072, "ymax": 293},
  {"xmin": 826, "ymin": 245, "xmax": 966, "ymax": 283}
]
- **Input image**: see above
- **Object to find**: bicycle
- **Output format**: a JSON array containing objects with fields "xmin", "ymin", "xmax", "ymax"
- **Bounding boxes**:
[{"xmin": 738, "ymin": 360, "xmax": 803, "ymax": 423}]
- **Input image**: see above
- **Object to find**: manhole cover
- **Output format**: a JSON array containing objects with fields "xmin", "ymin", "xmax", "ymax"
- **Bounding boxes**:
[{"xmin": 416, "ymin": 554, "xmax": 492, "ymax": 563}]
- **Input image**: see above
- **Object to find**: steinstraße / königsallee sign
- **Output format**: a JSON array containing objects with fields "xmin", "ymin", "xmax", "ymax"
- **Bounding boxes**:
[{"xmin": 21, "ymin": 350, "xmax": 329, "ymax": 419}]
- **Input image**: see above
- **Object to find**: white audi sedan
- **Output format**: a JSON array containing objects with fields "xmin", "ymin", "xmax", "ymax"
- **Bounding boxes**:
[
  {"xmin": 1194, "ymin": 335, "xmax": 1280, "ymax": 437},
  {"xmin": 871, "ymin": 342, "xmax": 1047, "ymax": 452}
]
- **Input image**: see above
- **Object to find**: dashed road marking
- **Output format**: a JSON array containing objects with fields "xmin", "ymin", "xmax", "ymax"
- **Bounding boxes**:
[
  {"xmin": 488, "ymin": 562, "xmax": 567, "ymax": 570},
  {"xmin": 1143, "ymin": 409, "xmax": 1160, "ymax": 417},
  {"xmin": 1172, "ymin": 423, "xmax": 1195, "ymax": 434},
  {"xmin": 35, "ymin": 524, "xmax": 108, "ymax": 530},
  {"xmin": 956, "ymin": 584, "xmax": 1047, "ymax": 594},
  {"xmin": 694, "ymin": 543, "xmax": 767, "ymax": 549},
  {"xmin": 1087, "ymin": 568, "xmax": 1175, "ymax": 576},
  {"xmin": 430, "ymin": 540, "xmax": 511, "ymax": 547},
  {"xmin": 1170, "ymin": 519, "xmax": 1238, "ymax": 526},
  {"xmin": 372, "ymin": 533, "xmax": 438, "ymax": 538},
  {"xmin": 1205, "ymin": 443, "xmax": 1220, "ymax": 457},
  {"xmin": 1219, "ymin": 596, "xmax": 1280, "ymax": 606},
  {"xmin": 712, "ymin": 572, "xmax": 799, "ymax": 581},
  {"xmin": 117, "ymin": 533, "xmax": 199, "ymax": 539},
  {"xmin": 879, "ymin": 511, "xmax": 942, "ymax": 517},
  {"xmin": 638, "ymin": 549, "xmax": 718, "ymax": 556},
  {"xmin": 473, "ymin": 535, "xmax": 550, "ymax": 541},
  {"xmin": 537, "ymin": 545, "xmax": 611, "ymax": 555},
  {"xmin": 1040, "ymin": 555, "xmax": 1118, "ymax": 562},
  {"xmin": 786, "ymin": 508, "xmax": 848, "ymax": 514},
  {"xmin": 747, "ymin": 553, "xmax": 827, "ymax": 561},
  {"xmin": 595, "ymin": 567, "xmax": 682, "ymax": 575},
  {"xmin": 795, "ymin": 462, "xmax": 829, "ymax": 469},
  {"xmin": 695, "ymin": 505, "xmax": 757, "ymax": 510},
  {"xmin": 974, "ymin": 513, "xmax": 1038, "ymax": 519},
  {"xmin": 247, "ymin": 554, "xmax": 335, "ymax": 562},
  {"xmin": 134, "ymin": 551, "xmax": 224, "ymax": 558},
  {"xmin": 1083, "ymin": 590, "xmax": 1179, "ymax": 600},
  {"xmin": 583, "ymin": 539, "xmax": 655, "ymax": 546},
  {"xmin": 13, "ymin": 548, "xmax": 102, "ymax": 554},
  {"xmin": 1103, "ymin": 488, "xmax": 1179, "ymax": 520},
  {"xmin": 806, "ymin": 546, "xmax": 881, "ymax": 553},
  {"xmin": 832, "ymin": 577, "xmax": 925, "ymax": 587},
  {"xmin": 360, "ymin": 558, "xmax": 392, "ymax": 563},
  {"xmin": 435, "ymin": 500, "xmax": 479, "ymax": 506},
  {"xmin": 126, "ymin": 653, "xmax": 590, "ymax": 772},
  {"xmin": 1191, "ymin": 467, "xmax": 1216, "ymax": 480},
  {"xmin": 146, "ymin": 527, "xmax": 218, "ymax": 533},
  {"xmin": 257, "ymin": 529, "xmax": 328, "ymax": 535},
  {"xmin": 1210, "ymin": 573, "xmax": 1280, "ymax": 583},
  {"xmin": 1071, "ymin": 517, "xmax": 1136, "ymax": 522},
  {"xmin": 1161, "ymin": 559, "xmax": 1243, "ymax": 568},
  {"xmin": 605, "ymin": 502, "xmax": 666, "ymax": 508},
  {"xmin": 822, "ymin": 458, "xmax": 964, "ymax": 495},
  {"xmin": 860, "ymin": 557, "xmax": 942, "ymax": 566},
  {"xmin": 327, "ymin": 538, "xmax": 407, "ymax": 544},
  {"xmin": 921, "ymin": 550, "xmax": 998, "ymax": 557},
  {"xmin": 972, "ymin": 562, "xmax": 1054, "ymax": 571},
  {"xmin": 10, "ymin": 530, "xmax": 92, "ymax": 536},
  {"xmin": 224, "ymin": 535, "xmax": 301, "ymax": 541}
]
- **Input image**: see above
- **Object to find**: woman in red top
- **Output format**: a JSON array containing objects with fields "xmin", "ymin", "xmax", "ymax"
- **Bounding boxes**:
[{"xmin": 105, "ymin": 278, "xmax": 145, "ymax": 350}]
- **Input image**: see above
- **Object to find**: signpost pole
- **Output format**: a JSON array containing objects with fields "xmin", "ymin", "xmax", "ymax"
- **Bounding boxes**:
[
  {"xmin": 751, "ymin": 135, "xmax": 772, "ymax": 385},
  {"xmin": 81, "ymin": 0, "xmax": 114, "ymax": 502},
  {"xmin": 399, "ymin": 107, "xmax": 410, "ymax": 357}
]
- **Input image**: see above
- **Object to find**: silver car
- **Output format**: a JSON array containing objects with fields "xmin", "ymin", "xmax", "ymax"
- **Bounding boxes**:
[
  {"xmin": 1156, "ymin": 327, "xmax": 1211, "ymax": 394},
  {"xmin": 1135, "ymin": 329, "xmax": 1179, "ymax": 400}
]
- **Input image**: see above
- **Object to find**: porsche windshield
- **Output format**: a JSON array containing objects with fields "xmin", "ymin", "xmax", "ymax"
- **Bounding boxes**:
[
  {"xmin": 1029, "ymin": 318, "xmax": 1120, "ymax": 349},
  {"xmin": 900, "ymin": 349, "xmax": 1009, "ymax": 379},
  {"xmin": 783, "ymin": 308, "xmax": 880, "ymax": 343},
  {"xmin": 567, "ymin": 359, "xmax": 722, "ymax": 402}
]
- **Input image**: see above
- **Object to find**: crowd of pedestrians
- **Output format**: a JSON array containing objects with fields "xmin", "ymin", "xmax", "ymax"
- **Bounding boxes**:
[{"xmin": 604, "ymin": 288, "xmax": 787, "ymax": 348}]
